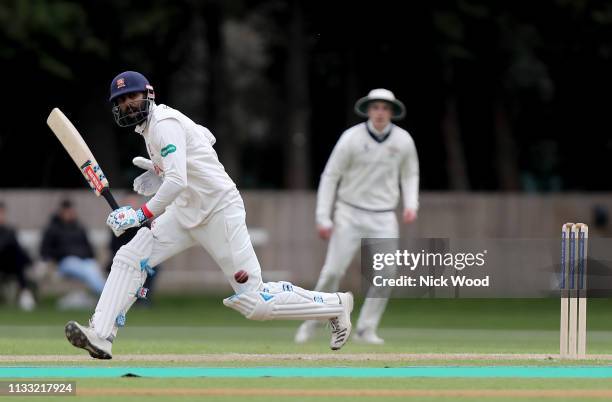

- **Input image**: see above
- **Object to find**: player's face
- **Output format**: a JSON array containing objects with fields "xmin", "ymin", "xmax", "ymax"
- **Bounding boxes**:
[
  {"xmin": 367, "ymin": 101, "xmax": 393, "ymax": 129},
  {"xmin": 111, "ymin": 91, "xmax": 152, "ymax": 127},
  {"xmin": 117, "ymin": 92, "xmax": 145, "ymax": 117}
]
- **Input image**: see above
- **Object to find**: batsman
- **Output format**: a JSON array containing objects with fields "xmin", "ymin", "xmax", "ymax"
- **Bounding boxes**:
[{"xmin": 65, "ymin": 71, "xmax": 353, "ymax": 359}]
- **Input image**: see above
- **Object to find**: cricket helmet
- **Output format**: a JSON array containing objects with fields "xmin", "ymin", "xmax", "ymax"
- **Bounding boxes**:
[{"xmin": 109, "ymin": 71, "xmax": 155, "ymax": 127}]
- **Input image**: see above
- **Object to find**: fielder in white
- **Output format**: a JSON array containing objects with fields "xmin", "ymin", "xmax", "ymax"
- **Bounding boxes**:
[
  {"xmin": 295, "ymin": 89, "xmax": 419, "ymax": 345},
  {"xmin": 64, "ymin": 71, "xmax": 353, "ymax": 359}
]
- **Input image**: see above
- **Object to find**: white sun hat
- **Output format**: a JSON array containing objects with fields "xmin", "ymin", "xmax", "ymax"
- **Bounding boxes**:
[{"xmin": 354, "ymin": 88, "xmax": 406, "ymax": 120}]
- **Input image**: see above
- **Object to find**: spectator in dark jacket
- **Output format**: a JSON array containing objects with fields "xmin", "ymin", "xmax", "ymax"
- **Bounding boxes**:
[
  {"xmin": 40, "ymin": 200, "xmax": 105, "ymax": 295},
  {"xmin": 0, "ymin": 201, "xmax": 36, "ymax": 310}
]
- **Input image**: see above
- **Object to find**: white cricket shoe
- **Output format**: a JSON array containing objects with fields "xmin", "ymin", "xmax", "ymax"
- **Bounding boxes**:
[
  {"xmin": 18, "ymin": 289, "xmax": 36, "ymax": 312},
  {"xmin": 329, "ymin": 292, "xmax": 353, "ymax": 350},
  {"xmin": 294, "ymin": 320, "xmax": 318, "ymax": 344},
  {"xmin": 353, "ymin": 329, "xmax": 385, "ymax": 345},
  {"xmin": 64, "ymin": 321, "xmax": 112, "ymax": 360}
]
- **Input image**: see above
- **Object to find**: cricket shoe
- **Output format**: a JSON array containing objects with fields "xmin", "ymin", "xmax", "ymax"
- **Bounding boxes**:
[
  {"xmin": 329, "ymin": 292, "xmax": 353, "ymax": 350},
  {"xmin": 353, "ymin": 329, "xmax": 385, "ymax": 345},
  {"xmin": 18, "ymin": 289, "xmax": 36, "ymax": 312},
  {"xmin": 64, "ymin": 321, "xmax": 112, "ymax": 360},
  {"xmin": 294, "ymin": 320, "xmax": 318, "ymax": 344}
]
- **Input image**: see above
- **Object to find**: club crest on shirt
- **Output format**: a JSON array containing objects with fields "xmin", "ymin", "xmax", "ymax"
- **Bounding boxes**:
[{"xmin": 387, "ymin": 145, "xmax": 400, "ymax": 156}]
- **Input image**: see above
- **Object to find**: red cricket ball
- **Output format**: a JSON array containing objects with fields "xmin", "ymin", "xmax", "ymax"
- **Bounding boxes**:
[{"xmin": 234, "ymin": 270, "xmax": 249, "ymax": 284}]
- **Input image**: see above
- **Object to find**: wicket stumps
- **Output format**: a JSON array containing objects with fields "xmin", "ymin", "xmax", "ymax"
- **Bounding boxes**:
[{"xmin": 560, "ymin": 222, "xmax": 588, "ymax": 358}]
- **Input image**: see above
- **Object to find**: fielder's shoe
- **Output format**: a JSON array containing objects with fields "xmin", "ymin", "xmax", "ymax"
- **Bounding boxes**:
[
  {"xmin": 18, "ymin": 289, "xmax": 36, "ymax": 312},
  {"xmin": 329, "ymin": 292, "xmax": 353, "ymax": 350},
  {"xmin": 64, "ymin": 321, "xmax": 112, "ymax": 360},
  {"xmin": 353, "ymin": 328, "xmax": 385, "ymax": 345},
  {"xmin": 294, "ymin": 320, "xmax": 318, "ymax": 344}
]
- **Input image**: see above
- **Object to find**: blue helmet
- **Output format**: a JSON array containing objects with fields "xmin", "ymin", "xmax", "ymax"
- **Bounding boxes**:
[
  {"xmin": 109, "ymin": 71, "xmax": 155, "ymax": 127},
  {"xmin": 109, "ymin": 71, "xmax": 153, "ymax": 102}
]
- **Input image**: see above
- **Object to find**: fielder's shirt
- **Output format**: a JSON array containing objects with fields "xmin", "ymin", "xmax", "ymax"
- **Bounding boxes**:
[
  {"xmin": 316, "ymin": 120, "xmax": 420, "ymax": 227},
  {"xmin": 135, "ymin": 104, "xmax": 241, "ymax": 228}
]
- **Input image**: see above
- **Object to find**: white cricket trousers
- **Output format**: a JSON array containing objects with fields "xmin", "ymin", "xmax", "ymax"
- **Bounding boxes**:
[
  {"xmin": 92, "ymin": 200, "xmax": 346, "ymax": 339},
  {"xmin": 316, "ymin": 202, "xmax": 398, "ymax": 332},
  {"xmin": 149, "ymin": 201, "xmax": 263, "ymax": 293}
]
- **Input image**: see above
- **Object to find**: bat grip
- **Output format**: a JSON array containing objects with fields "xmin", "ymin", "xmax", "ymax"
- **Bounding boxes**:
[
  {"xmin": 100, "ymin": 187, "xmax": 151, "ymax": 231},
  {"xmin": 101, "ymin": 187, "xmax": 120, "ymax": 210}
]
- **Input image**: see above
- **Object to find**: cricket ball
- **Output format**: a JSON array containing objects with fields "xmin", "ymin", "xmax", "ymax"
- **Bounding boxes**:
[{"xmin": 234, "ymin": 270, "xmax": 249, "ymax": 284}]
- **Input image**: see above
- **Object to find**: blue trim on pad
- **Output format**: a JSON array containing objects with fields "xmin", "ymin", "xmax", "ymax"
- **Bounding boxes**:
[{"xmin": 3, "ymin": 367, "xmax": 612, "ymax": 378}]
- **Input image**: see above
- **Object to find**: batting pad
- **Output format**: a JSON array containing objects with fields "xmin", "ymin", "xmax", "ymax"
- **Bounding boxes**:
[
  {"xmin": 223, "ymin": 281, "xmax": 344, "ymax": 320},
  {"xmin": 91, "ymin": 228, "xmax": 152, "ymax": 339}
]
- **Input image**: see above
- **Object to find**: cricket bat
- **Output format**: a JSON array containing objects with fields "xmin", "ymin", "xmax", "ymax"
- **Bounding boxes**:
[{"xmin": 46, "ymin": 108, "xmax": 119, "ymax": 210}]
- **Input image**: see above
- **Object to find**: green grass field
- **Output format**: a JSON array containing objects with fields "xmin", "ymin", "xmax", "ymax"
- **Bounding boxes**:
[{"xmin": 2, "ymin": 296, "xmax": 612, "ymax": 401}]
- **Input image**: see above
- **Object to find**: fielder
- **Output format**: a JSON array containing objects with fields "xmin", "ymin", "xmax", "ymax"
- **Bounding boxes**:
[
  {"xmin": 295, "ymin": 89, "xmax": 419, "ymax": 345},
  {"xmin": 65, "ymin": 71, "xmax": 353, "ymax": 359}
]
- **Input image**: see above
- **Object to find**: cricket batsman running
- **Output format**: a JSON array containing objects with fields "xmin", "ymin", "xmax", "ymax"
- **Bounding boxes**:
[{"xmin": 64, "ymin": 71, "xmax": 353, "ymax": 359}]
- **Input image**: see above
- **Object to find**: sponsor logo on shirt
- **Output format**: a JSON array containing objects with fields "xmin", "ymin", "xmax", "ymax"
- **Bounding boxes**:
[
  {"xmin": 388, "ymin": 146, "xmax": 400, "ymax": 156},
  {"xmin": 160, "ymin": 144, "xmax": 177, "ymax": 157}
]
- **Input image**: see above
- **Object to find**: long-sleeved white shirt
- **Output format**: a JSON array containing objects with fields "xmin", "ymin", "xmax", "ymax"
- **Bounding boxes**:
[
  {"xmin": 135, "ymin": 104, "xmax": 241, "ymax": 228},
  {"xmin": 316, "ymin": 121, "xmax": 419, "ymax": 227}
]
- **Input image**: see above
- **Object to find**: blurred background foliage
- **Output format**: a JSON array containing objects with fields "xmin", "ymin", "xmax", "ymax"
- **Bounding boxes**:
[{"xmin": 1, "ymin": 0, "xmax": 612, "ymax": 191}]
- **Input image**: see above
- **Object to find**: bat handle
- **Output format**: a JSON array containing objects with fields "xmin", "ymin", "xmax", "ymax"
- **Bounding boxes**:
[
  {"xmin": 100, "ymin": 187, "xmax": 151, "ymax": 230},
  {"xmin": 101, "ymin": 187, "xmax": 120, "ymax": 210}
]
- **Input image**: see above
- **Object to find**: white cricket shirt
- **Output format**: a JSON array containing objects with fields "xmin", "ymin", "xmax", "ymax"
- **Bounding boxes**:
[
  {"xmin": 135, "ymin": 104, "xmax": 241, "ymax": 228},
  {"xmin": 316, "ymin": 121, "xmax": 419, "ymax": 227}
]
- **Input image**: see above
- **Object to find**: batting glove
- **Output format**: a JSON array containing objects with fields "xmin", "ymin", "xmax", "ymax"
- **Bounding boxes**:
[
  {"xmin": 132, "ymin": 157, "xmax": 162, "ymax": 196},
  {"xmin": 106, "ymin": 206, "xmax": 148, "ymax": 237}
]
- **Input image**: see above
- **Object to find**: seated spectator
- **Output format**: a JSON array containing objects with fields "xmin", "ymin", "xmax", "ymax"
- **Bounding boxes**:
[
  {"xmin": 40, "ymin": 200, "xmax": 105, "ymax": 307},
  {"xmin": 0, "ymin": 201, "xmax": 36, "ymax": 311}
]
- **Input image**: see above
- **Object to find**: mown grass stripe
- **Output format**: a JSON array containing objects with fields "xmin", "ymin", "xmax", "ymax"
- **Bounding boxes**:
[{"xmin": 3, "ymin": 366, "xmax": 612, "ymax": 378}]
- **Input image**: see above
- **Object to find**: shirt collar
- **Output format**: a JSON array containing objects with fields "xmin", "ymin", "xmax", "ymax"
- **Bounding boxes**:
[
  {"xmin": 367, "ymin": 120, "xmax": 392, "ymax": 137},
  {"xmin": 134, "ymin": 123, "xmax": 146, "ymax": 135},
  {"xmin": 134, "ymin": 103, "xmax": 156, "ymax": 135}
]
